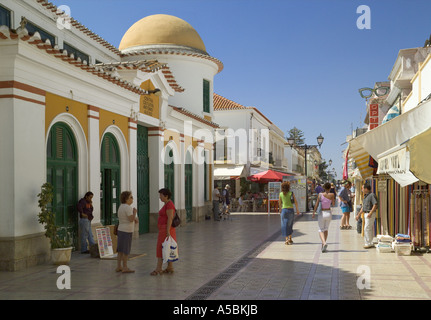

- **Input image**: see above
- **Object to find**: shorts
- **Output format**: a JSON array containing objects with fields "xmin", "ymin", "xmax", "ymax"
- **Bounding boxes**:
[
  {"xmin": 318, "ymin": 209, "xmax": 332, "ymax": 232},
  {"xmin": 341, "ymin": 206, "xmax": 352, "ymax": 213}
]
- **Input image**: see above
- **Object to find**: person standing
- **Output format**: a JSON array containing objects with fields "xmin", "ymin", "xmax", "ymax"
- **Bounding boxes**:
[
  {"xmin": 279, "ymin": 181, "xmax": 300, "ymax": 245},
  {"xmin": 356, "ymin": 184, "xmax": 378, "ymax": 249},
  {"xmin": 77, "ymin": 192, "xmax": 96, "ymax": 254},
  {"xmin": 212, "ymin": 184, "xmax": 221, "ymax": 221},
  {"xmin": 151, "ymin": 188, "xmax": 177, "ymax": 275},
  {"xmin": 312, "ymin": 182, "xmax": 335, "ymax": 252},
  {"xmin": 222, "ymin": 184, "xmax": 231, "ymax": 216},
  {"xmin": 116, "ymin": 191, "xmax": 138, "ymax": 273},
  {"xmin": 339, "ymin": 181, "xmax": 353, "ymax": 229}
]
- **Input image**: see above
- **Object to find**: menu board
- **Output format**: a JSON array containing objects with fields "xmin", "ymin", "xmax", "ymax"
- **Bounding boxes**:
[
  {"xmin": 268, "ymin": 182, "xmax": 281, "ymax": 201},
  {"xmin": 96, "ymin": 227, "xmax": 115, "ymax": 258}
]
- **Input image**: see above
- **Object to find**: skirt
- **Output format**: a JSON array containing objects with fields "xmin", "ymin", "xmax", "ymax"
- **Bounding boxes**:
[
  {"xmin": 117, "ymin": 230, "xmax": 133, "ymax": 255},
  {"xmin": 157, "ymin": 224, "xmax": 177, "ymax": 258}
]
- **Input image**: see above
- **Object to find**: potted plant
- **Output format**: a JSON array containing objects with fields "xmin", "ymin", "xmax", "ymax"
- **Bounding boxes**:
[{"xmin": 37, "ymin": 182, "xmax": 73, "ymax": 265}]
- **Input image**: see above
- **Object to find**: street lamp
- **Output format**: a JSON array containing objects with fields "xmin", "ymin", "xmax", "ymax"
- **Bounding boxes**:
[{"xmin": 287, "ymin": 133, "xmax": 325, "ymax": 211}]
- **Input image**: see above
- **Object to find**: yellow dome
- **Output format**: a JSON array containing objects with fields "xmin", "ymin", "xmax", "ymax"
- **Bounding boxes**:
[{"xmin": 119, "ymin": 14, "xmax": 207, "ymax": 53}]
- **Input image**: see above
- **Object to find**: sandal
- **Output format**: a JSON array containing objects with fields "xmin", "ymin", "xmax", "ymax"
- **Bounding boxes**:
[
  {"xmin": 122, "ymin": 268, "xmax": 135, "ymax": 273},
  {"xmin": 150, "ymin": 270, "xmax": 163, "ymax": 276},
  {"xmin": 163, "ymin": 268, "xmax": 174, "ymax": 274},
  {"xmin": 340, "ymin": 226, "xmax": 346, "ymax": 230},
  {"xmin": 115, "ymin": 268, "xmax": 123, "ymax": 272}
]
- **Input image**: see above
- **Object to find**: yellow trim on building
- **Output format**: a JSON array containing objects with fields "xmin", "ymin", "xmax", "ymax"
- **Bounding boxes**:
[
  {"xmin": 99, "ymin": 109, "xmax": 129, "ymax": 147},
  {"xmin": 45, "ymin": 92, "xmax": 88, "ymax": 141}
]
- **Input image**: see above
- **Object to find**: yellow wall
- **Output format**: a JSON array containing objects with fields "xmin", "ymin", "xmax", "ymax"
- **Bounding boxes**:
[
  {"xmin": 99, "ymin": 109, "xmax": 129, "ymax": 147},
  {"xmin": 45, "ymin": 92, "xmax": 88, "ymax": 140}
]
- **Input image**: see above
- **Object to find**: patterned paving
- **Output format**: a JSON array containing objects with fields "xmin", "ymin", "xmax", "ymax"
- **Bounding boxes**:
[{"xmin": 1, "ymin": 207, "xmax": 431, "ymax": 300}]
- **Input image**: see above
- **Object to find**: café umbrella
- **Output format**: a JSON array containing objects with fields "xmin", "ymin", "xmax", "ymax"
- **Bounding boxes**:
[{"xmin": 247, "ymin": 169, "xmax": 290, "ymax": 183}]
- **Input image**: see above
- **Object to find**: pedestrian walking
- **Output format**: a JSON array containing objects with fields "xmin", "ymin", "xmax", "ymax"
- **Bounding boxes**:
[
  {"xmin": 116, "ymin": 191, "xmax": 138, "ymax": 273},
  {"xmin": 279, "ymin": 181, "xmax": 300, "ymax": 245},
  {"xmin": 312, "ymin": 182, "xmax": 335, "ymax": 252},
  {"xmin": 212, "ymin": 184, "xmax": 221, "ymax": 221},
  {"xmin": 356, "ymin": 184, "xmax": 378, "ymax": 249},
  {"xmin": 151, "ymin": 188, "xmax": 177, "ymax": 275},
  {"xmin": 222, "ymin": 184, "xmax": 231, "ymax": 216},
  {"xmin": 339, "ymin": 180, "xmax": 353, "ymax": 229},
  {"xmin": 77, "ymin": 191, "xmax": 96, "ymax": 254}
]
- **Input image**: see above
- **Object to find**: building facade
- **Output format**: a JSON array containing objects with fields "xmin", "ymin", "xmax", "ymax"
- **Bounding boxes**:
[{"xmin": 0, "ymin": 1, "xmax": 222, "ymax": 270}]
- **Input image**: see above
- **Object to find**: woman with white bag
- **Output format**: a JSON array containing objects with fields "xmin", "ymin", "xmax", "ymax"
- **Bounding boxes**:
[
  {"xmin": 151, "ymin": 188, "xmax": 177, "ymax": 276},
  {"xmin": 312, "ymin": 182, "xmax": 335, "ymax": 253}
]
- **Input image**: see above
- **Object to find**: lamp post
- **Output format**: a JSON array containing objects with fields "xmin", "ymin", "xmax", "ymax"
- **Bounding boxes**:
[{"xmin": 287, "ymin": 134, "xmax": 324, "ymax": 211}]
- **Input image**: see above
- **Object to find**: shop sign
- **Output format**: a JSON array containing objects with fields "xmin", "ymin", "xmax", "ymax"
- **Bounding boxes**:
[
  {"xmin": 369, "ymin": 104, "xmax": 379, "ymax": 130},
  {"xmin": 377, "ymin": 147, "xmax": 408, "ymax": 175}
]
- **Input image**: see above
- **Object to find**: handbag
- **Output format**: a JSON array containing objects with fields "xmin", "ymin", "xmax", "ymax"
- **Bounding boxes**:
[{"xmin": 171, "ymin": 210, "xmax": 181, "ymax": 228}]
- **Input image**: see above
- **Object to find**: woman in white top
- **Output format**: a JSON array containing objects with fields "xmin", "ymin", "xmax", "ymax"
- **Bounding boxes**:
[
  {"xmin": 116, "ymin": 191, "xmax": 138, "ymax": 273},
  {"xmin": 312, "ymin": 182, "xmax": 335, "ymax": 252}
]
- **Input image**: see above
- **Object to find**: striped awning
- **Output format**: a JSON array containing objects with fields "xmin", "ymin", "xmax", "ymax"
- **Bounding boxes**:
[{"xmin": 347, "ymin": 142, "xmax": 374, "ymax": 180}]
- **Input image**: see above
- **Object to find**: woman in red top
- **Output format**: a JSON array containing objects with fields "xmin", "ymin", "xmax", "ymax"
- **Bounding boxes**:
[{"xmin": 151, "ymin": 188, "xmax": 177, "ymax": 276}]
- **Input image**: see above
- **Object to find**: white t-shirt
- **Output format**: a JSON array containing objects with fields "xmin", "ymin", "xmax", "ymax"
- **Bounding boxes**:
[{"xmin": 117, "ymin": 204, "xmax": 135, "ymax": 233}]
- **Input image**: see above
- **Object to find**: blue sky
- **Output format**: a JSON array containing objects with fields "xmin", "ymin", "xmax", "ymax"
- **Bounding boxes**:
[{"xmin": 50, "ymin": 0, "xmax": 431, "ymax": 178}]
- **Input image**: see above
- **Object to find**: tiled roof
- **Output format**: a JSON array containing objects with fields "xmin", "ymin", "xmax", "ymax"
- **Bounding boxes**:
[
  {"xmin": 213, "ymin": 93, "xmax": 246, "ymax": 110},
  {"xmin": 36, "ymin": 0, "xmax": 121, "ymax": 56},
  {"xmin": 95, "ymin": 60, "xmax": 185, "ymax": 92},
  {"xmin": 123, "ymin": 48, "xmax": 224, "ymax": 74},
  {"xmin": 0, "ymin": 26, "xmax": 152, "ymax": 95},
  {"xmin": 170, "ymin": 105, "xmax": 219, "ymax": 128},
  {"xmin": 213, "ymin": 93, "xmax": 273, "ymax": 125}
]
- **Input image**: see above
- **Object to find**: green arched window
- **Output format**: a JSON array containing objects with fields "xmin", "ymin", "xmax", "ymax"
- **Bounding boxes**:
[
  {"xmin": 47, "ymin": 122, "xmax": 78, "ymax": 248},
  {"xmin": 100, "ymin": 133, "xmax": 121, "ymax": 225}
]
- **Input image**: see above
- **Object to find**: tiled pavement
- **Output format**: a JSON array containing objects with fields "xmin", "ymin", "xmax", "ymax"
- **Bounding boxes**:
[{"xmin": 2, "ymin": 207, "xmax": 431, "ymax": 300}]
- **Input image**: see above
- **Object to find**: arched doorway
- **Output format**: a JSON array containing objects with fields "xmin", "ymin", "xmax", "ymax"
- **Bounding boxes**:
[
  {"xmin": 100, "ymin": 133, "xmax": 121, "ymax": 226},
  {"xmin": 47, "ymin": 122, "xmax": 78, "ymax": 248}
]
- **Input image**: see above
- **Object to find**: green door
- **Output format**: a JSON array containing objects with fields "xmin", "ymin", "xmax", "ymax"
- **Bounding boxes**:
[
  {"xmin": 47, "ymin": 123, "xmax": 78, "ymax": 249},
  {"xmin": 185, "ymin": 153, "xmax": 193, "ymax": 222},
  {"xmin": 164, "ymin": 147, "xmax": 175, "ymax": 200},
  {"xmin": 100, "ymin": 133, "xmax": 120, "ymax": 226},
  {"xmin": 137, "ymin": 125, "xmax": 150, "ymax": 234}
]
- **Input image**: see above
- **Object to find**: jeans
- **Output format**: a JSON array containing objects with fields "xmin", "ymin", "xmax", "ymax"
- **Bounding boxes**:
[
  {"xmin": 79, "ymin": 218, "xmax": 95, "ymax": 252},
  {"xmin": 364, "ymin": 212, "xmax": 376, "ymax": 246},
  {"xmin": 281, "ymin": 208, "xmax": 294, "ymax": 237}
]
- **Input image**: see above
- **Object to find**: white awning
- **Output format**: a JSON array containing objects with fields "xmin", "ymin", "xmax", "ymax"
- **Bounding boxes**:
[
  {"xmin": 214, "ymin": 165, "xmax": 245, "ymax": 180},
  {"xmin": 351, "ymin": 98, "xmax": 431, "ymax": 160},
  {"xmin": 349, "ymin": 98, "xmax": 431, "ymax": 181},
  {"xmin": 377, "ymin": 144, "xmax": 418, "ymax": 187}
]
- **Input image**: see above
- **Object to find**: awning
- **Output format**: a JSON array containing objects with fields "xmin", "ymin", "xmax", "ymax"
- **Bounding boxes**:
[
  {"xmin": 351, "ymin": 98, "xmax": 431, "ymax": 160},
  {"xmin": 348, "ymin": 143, "xmax": 374, "ymax": 179},
  {"xmin": 376, "ymin": 144, "xmax": 418, "ymax": 187},
  {"xmin": 408, "ymin": 127, "xmax": 431, "ymax": 184},
  {"xmin": 214, "ymin": 165, "xmax": 245, "ymax": 180},
  {"xmin": 349, "ymin": 98, "xmax": 431, "ymax": 180}
]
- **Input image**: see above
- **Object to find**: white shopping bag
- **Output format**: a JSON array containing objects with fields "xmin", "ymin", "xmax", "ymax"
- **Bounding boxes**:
[{"xmin": 162, "ymin": 236, "xmax": 179, "ymax": 264}]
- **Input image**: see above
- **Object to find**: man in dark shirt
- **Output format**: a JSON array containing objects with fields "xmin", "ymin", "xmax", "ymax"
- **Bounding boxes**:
[
  {"xmin": 77, "ymin": 192, "xmax": 96, "ymax": 253},
  {"xmin": 356, "ymin": 184, "xmax": 378, "ymax": 249}
]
